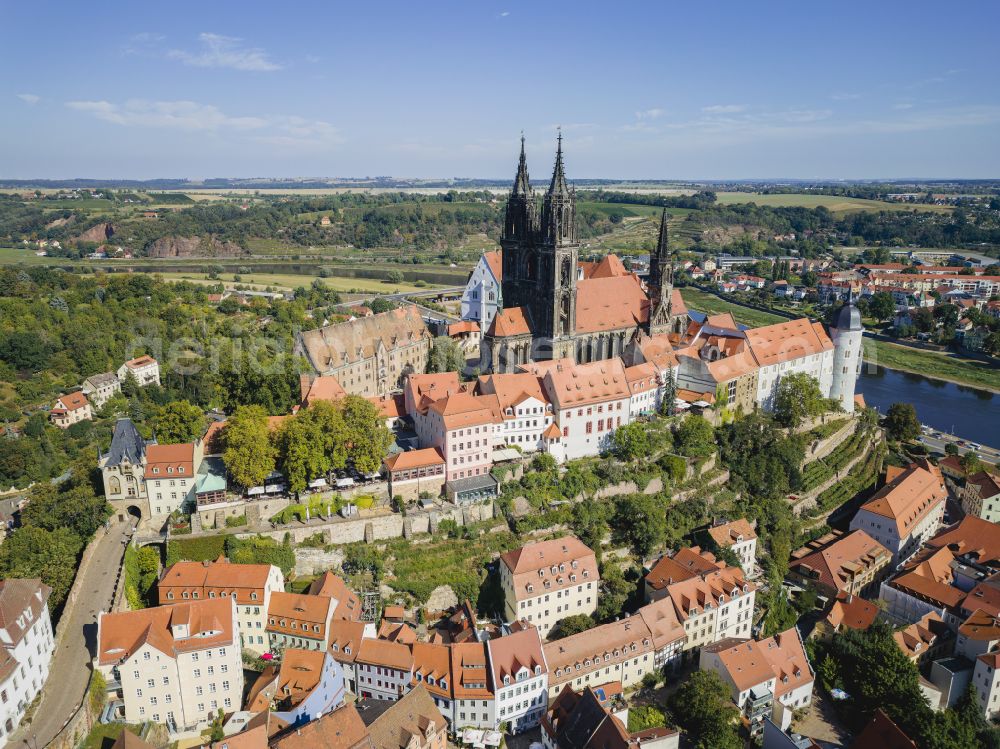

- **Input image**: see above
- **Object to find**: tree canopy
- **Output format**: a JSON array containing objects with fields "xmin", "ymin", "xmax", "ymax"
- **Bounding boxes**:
[
  {"xmin": 884, "ymin": 402, "xmax": 921, "ymax": 442},
  {"xmin": 222, "ymin": 405, "xmax": 277, "ymax": 488},
  {"xmin": 153, "ymin": 400, "xmax": 206, "ymax": 444}
]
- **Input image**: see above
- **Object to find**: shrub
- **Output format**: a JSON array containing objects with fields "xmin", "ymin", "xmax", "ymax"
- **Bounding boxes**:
[{"xmin": 225, "ymin": 514, "xmax": 248, "ymax": 528}]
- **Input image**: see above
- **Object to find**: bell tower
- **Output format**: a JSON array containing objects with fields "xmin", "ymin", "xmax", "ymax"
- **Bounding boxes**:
[
  {"xmin": 648, "ymin": 208, "xmax": 674, "ymax": 335},
  {"xmin": 500, "ymin": 134, "xmax": 538, "ymax": 313},
  {"xmin": 537, "ymin": 131, "xmax": 578, "ymax": 344}
]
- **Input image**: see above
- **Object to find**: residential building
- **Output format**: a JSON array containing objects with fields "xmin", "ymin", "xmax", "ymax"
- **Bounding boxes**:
[
  {"xmin": 410, "ymin": 642, "xmax": 452, "ymax": 724},
  {"xmin": 96, "ymin": 598, "xmax": 244, "ymax": 732},
  {"xmin": 487, "ymin": 626, "xmax": 548, "ymax": 733},
  {"xmin": 355, "ymin": 639, "xmax": 414, "ymax": 701},
  {"xmin": 498, "ymin": 536, "xmax": 599, "ymax": 638},
  {"xmin": 699, "ymin": 627, "xmax": 814, "ymax": 736},
  {"xmin": 543, "ymin": 616, "xmax": 655, "ymax": 699},
  {"xmin": 267, "ymin": 593, "xmax": 336, "ymax": 653},
  {"xmin": 0, "ymin": 580, "xmax": 54, "ymax": 743},
  {"xmin": 328, "ymin": 620, "xmax": 378, "ymax": 695},
  {"xmin": 961, "ymin": 471, "xmax": 1000, "ymax": 524},
  {"xmin": 413, "ymin": 390, "xmax": 500, "ymax": 483},
  {"xmin": 879, "ymin": 515, "xmax": 1000, "ymax": 627},
  {"xmin": 449, "ymin": 641, "xmax": 495, "ymax": 730},
  {"xmin": 850, "ymin": 461, "xmax": 948, "ymax": 566},
  {"xmin": 461, "ymin": 250, "xmax": 503, "ymax": 333},
  {"xmin": 706, "ymin": 519, "xmax": 758, "ymax": 574},
  {"xmin": 848, "ymin": 709, "xmax": 919, "ymax": 749},
  {"xmin": 476, "ymin": 371, "xmax": 556, "ymax": 454},
  {"xmin": 525, "ymin": 358, "xmax": 633, "ymax": 462},
  {"xmin": 624, "ymin": 362, "xmax": 661, "ymax": 419},
  {"xmin": 244, "ymin": 648, "xmax": 345, "ymax": 726},
  {"xmin": 743, "ymin": 318, "xmax": 835, "ymax": 412},
  {"xmin": 82, "ymin": 372, "xmax": 121, "ymax": 408},
  {"xmin": 644, "ymin": 547, "xmax": 757, "ymax": 655},
  {"xmin": 51, "ymin": 391, "xmax": 92, "ymax": 428},
  {"xmin": 636, "ymin": 596, "xmax": 687, "ymax": 670},
  {"xmin": 100, "ymin": 418, "xmax": 152, "ymax": 523},
  {"xmin": 787, "ymin": 529, "xmax": 892, "ymax": 599},
  {"xmin": 973, "ymin": 649, "xmax": 1000, "ymax": 719},
  {"xmin": 893, "ymin": 612, "xmax": 952, "ymax": 665},
  {"xmin": 359, "ymin": 684, "xmax": 448, "ymax": 749},
  {"xmin": 156, "ymin": 559, "xmax": 285, "ymax": 654},
  {"xmin": 811, "ymin": 592, "xmax": 880, "ymax": 642},
  {"xmin": 542, "ymin": 685, "xmax": 679, "ymax": 749},
  {"xmin": 144, "ymin": 441, "xmax": 203, "ymax": 519},
  {"xmin": 383, "ymin": 448, "xmax": 447, "ymax": 502},
  {"xmin": 269, "ymin": 702, "xmax": 373, "ymax": 749},
  {"xmin": 956, "ymin": 608, "xmax": 1000, "ymax": 662},
  {"xmin": 672, "ymin": 318, "xmax": 760, "ymax": 417},
  {"xmin": 118, "ymin": 355, "xmax": 161, "ymax": 387},
  {"xmin": 294, "ymin": 305, "xmax": 432, "ymax": 398}
]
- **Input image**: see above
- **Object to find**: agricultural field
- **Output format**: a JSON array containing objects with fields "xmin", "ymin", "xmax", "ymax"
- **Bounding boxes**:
[
  {"xmin": 153, "ymin": 271, "xmax": 439, "ymax": 294},
  {"xmin": 713, "ymin": 191, "xmax": 954, "ymax": 214},
  {"xmin": 679, "ymin": 287, "xmax": 787, "ymax": 328}
]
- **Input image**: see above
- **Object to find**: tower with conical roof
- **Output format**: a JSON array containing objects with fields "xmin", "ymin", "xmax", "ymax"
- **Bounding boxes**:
[
  {"xmin": 648, "ymin": 208, "xmax": 675, "ymax": 335},
  {"xmin": 830, "ymin": 295, "xmax": 864, "ymax": 413}
]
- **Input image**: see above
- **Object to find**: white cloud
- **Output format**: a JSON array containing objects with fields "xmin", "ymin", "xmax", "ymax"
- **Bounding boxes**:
[
  {"xmin": 167, "ymin": 33, "xmax": 281, "ymax": 71},
  {"xmin": 65, "ymin": 98, "xmax": 342, "ymax": 148},
  {"xmin": 893, "ymin": 102, "xmax": 914, "ymax": 110},
  {"xmin": 499, "ymin": 11, "xmax": 510, "ymax": 17},
  {"xmin": 66, "ymin": 99, "xmax": 266, "ymax": 131},
  {"xmin": 635, "ymin": 108, "xmax": 665, "ymax": 120},
  {"xmin": 16, "ymin": 93, "xmax": 40, "ymax": 105},
  {"xmin": 701, "ymin": 104, "xmax": 746, "ymax": 114}
]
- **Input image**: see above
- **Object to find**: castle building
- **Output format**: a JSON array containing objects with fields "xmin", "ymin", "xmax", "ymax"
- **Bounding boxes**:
[{"xmin": 480, "ymin": 135, "xmax": 688, "ymax": 374}]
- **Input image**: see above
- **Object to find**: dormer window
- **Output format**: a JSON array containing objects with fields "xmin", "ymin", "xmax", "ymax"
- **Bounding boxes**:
[{"xmin": 503, "ymin": 675, "xmax": 510, "ymax": 686}]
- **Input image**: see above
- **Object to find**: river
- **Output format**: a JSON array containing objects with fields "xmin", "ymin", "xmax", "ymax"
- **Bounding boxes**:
[{"xmin": 857, "ymin": 365, "xmax": 999, "ymax": 446}]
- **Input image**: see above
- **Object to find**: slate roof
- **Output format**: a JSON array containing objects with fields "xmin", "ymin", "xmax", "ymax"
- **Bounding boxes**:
[{"xmin": 105, "ymin": 418, "xmax": 150, "ymax": 465}]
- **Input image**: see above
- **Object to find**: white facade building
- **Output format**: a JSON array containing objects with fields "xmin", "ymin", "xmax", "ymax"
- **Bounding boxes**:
[
  {"xmin": 118, "ymin": 356, "xmax": 161, "ymax": 387},
  {"xmin": 487, "ymin": 627, "xmax": 548, "ymax": 734},
  {"xmin": 0, "ymin": 580, "xmax": 54, "ymax": 744},
  {"xmin": 460, "ymin": 251, "xmax": 503, "ymax": 333},
  {"xmin": 96, "ymin": 598, "xmax": 244, "ymax": 733}
]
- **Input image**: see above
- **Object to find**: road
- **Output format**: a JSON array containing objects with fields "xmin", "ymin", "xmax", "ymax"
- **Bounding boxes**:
[
  {"xmin": 918, "ymin": 427, "xmax": 999, "ymax": 466},
  {"xmin": 12, "ymin": 521, "xmax": 131, "ymax": 749}
]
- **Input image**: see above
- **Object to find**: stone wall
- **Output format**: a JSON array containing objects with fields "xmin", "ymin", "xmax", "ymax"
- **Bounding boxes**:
[
  {"xmin": 196, "ymin": 497, "xmax": 292, "ymax": 530},
  {"xmin": 239, "ymin": 500, "xmax": 497, "ymax": 547},
  {"xmin": 802, "ymin": 417, "xmax": 858, "ymax": 466}
]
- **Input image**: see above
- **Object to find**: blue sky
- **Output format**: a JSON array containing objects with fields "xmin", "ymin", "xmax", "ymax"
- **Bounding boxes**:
[{"xmin": 2, "ymin": 1, "xmax": 999, "ymax": 180}]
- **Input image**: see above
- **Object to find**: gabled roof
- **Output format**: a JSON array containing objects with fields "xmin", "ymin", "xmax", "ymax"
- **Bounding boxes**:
[
  {"xmin": 788, "ymin": 530, "xmax": 891, "ymax": 594},
  {"xmin": 487, "ymin": 626, "xmax": 546, "ymax": 684},
  {"xmin": 144, "ymin": 442, "xmax": 196, "ymax": 479},
  {"xmin": 575, "ymin": 274, "xmax": 648, "ymax": 333},
  {"xmin": 298, "ymin": 305, "xmax": 430, "ymax": 371},
  {"xmin": 743, "ymin": 318, "xmax": 834, "ymax": 367},
  {"xmin": 483, "ymin": 250, "xmax": 503, "ymax": 281},
  {"xmin": 893, "ymin": 611, "xmax": 949, "ymax": 659},
  {"xmin": 0, "ymin": 579, "xmax": 51, "ymax": 648},
  {"xmin": 302, "ymin": 376, "xmax": 347, "ymax": 408},
  {"xmin": 856, "ymin": 461, "xmax": 947, "ymax": 537},
  {"xmin": 426, "ymin": 391, "xmax": 501, "ymax": 430},
  {"xmin": 98, "ymin": 598, "xmax": 235, "ymax": 666},
  {"xmin": 589, "ymin": 254, "xmax": 629, "ymax": 279},
  {"xmin": 476, "ymin": 372, "xmax": 550, "ymax": 414},
  {"xmin": 383, "ymin": 447, "xmax": 445, "ymax": 473},
  {"xmin": 105, "ymin": 418, "xmax": 149, "ymax": 465},
  {"xmin": 270, "ymin": 702, "xmax": 373, "ymax": 749},
  {"xmin": 926, "ymin": 514, "xmax": 1000, "ymax": 567},
  {"xmin": 707, "ymin": 627, "xmax": 812, "ymax": 698},
  {"xmin": 56, "ymin": 391, "xmax": 90, "ymax": 411},
  {"xmin": 848, "ymin": 709, "xmax": 918, "ymax": 749},
  {"xmin": 824, "ymin": 592, "xmax": 880, "ymax": 632},
  {"xmin": 500, "ymin": 536, "xmax": 596, "ymax": 575},
  {"xmin": 540, "ymin": 358, "xmax": 631, "ymax": 409},
  {"xmin": 356, "ymin": 638, "xmax": 413, "ymax": 672},
  {"xmin": 487, "ymin": 306, "xmax": 532, "ymax": 338},
  {"xmin": 544, "ymin": 686, "xmax": 630, "ymax": 749},
  {"xmin": 363, "ymin": 684, "xmax": 446, "ymax": 749}
]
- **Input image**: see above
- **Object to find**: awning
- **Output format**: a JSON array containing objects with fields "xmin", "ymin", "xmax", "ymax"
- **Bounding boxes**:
[{"xmin": 693, "ymin": 400, "xmax": 712, "ymax": 408}]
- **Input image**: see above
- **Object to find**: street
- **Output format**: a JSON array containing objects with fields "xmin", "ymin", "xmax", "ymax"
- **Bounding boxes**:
[
  {"xmin": 917, "ymin": 427, "xmax": 999, "ymax": 466},
  {"xmin": 12, "ymin": 521, "xmax": 131, "ymax": 749}
]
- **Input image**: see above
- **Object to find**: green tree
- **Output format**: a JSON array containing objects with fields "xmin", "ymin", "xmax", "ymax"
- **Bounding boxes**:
[
  {"xmin": 0, "ymin": 526, "xmax": 82, "ymax": 610},
  {"xmin": 610, "ymin": 422, "xmax": 651, "ymax": 462},
  {"xmin": 627, "ymin": 705, "xmax": 666, "ymax": 733},
  {"xmin": 773, "ymin": 372, "xmax": 828, "ymax": 428},
  {"xmin": 960, "ymin": 451, "xmax": 983, "ymax": 475},
  {"xmin": 550, "ymin": 614, "xmax": 595, "ymax": 640},
  {"xmin": 884, "ymin": 402, "xmax": 921, "ymax": 442},
  {"xmin": 571, "ymin": 499, "xmax": 610, "ymax": 552},
  {"xmin": 660, "ymin": 370, "xmax": 677, "ymax": 417},
  {"xmin": 869, "ymin": 292, "xmax": 896, "ymax": 321},
  {"xmin": 944, "ymin": 442, "xmax": 959, "ymax": 456},
  {"xmin": 222, "ymin": 405, "xmax": 277, "ymax": 488},
  {"xmin": 595, "ymin": 563, "xmax": 637, "ymax": 622},
  {"xmin": 120, "ymin": 369, "xmax": 141, "ymax": 398},
  {"xmin": 674, "ymin": 415, "xmax": 715, "ymax": 458},
  {"xmin": 612, "ymin": 494, "xmax": 667, "ymax": 557},
  {"xmin": 386, "ymin": 270, "xmax": 405, "ymax": 284},
  {"xmin": 667, "ymin": 670, "xmax": 741, "ymax": 749},
  {"xmin": 153, "ymin": 400, "xmax": 206, "ymax": 444},
  {"xmin": 427, "ymin": 336, "xmax": 466, "ymax": 374},
  {"xmin": 340, "ymin": 395, "xmax": 393, "ymax": 474}
]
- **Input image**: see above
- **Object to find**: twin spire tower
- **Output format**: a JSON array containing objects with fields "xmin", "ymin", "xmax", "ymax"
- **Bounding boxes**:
[{"xmin": 499, "ymin": 133, "xmax": 675, "ymax": 343}]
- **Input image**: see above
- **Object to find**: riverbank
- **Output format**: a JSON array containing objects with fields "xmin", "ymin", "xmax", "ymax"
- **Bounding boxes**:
[{"xmin": 865, "ymin": 338, "xmax": 1000, "ymax": 394}]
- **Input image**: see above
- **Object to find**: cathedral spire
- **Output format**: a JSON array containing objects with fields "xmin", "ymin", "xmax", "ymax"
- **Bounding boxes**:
[
  {"xmin": 548, "ymin": 128, "xmax": 569, "ymax": 196},
  {"xmin": 512, "ymin": 132, "xmax": 531, "ymax": 197},
  {"xmin": 656, "ymin": 207, "xmax": 669, "ymax": 256}
]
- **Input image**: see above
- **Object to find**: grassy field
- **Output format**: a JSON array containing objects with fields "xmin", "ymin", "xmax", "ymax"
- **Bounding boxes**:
[
  {"xmin": 714, "ymin": 192, "xmax": 954, "ymax": 214},
  {"xmin": 155, "ymin": 271, "xmax": 437, "ymax": 294},
  {"xmin": 679, "ymin": 287, "xmax": 787, "ymax": 328},
  {"xmin": 866, "ymin": 339, "xmax": 1000, "ymax": 392}
]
